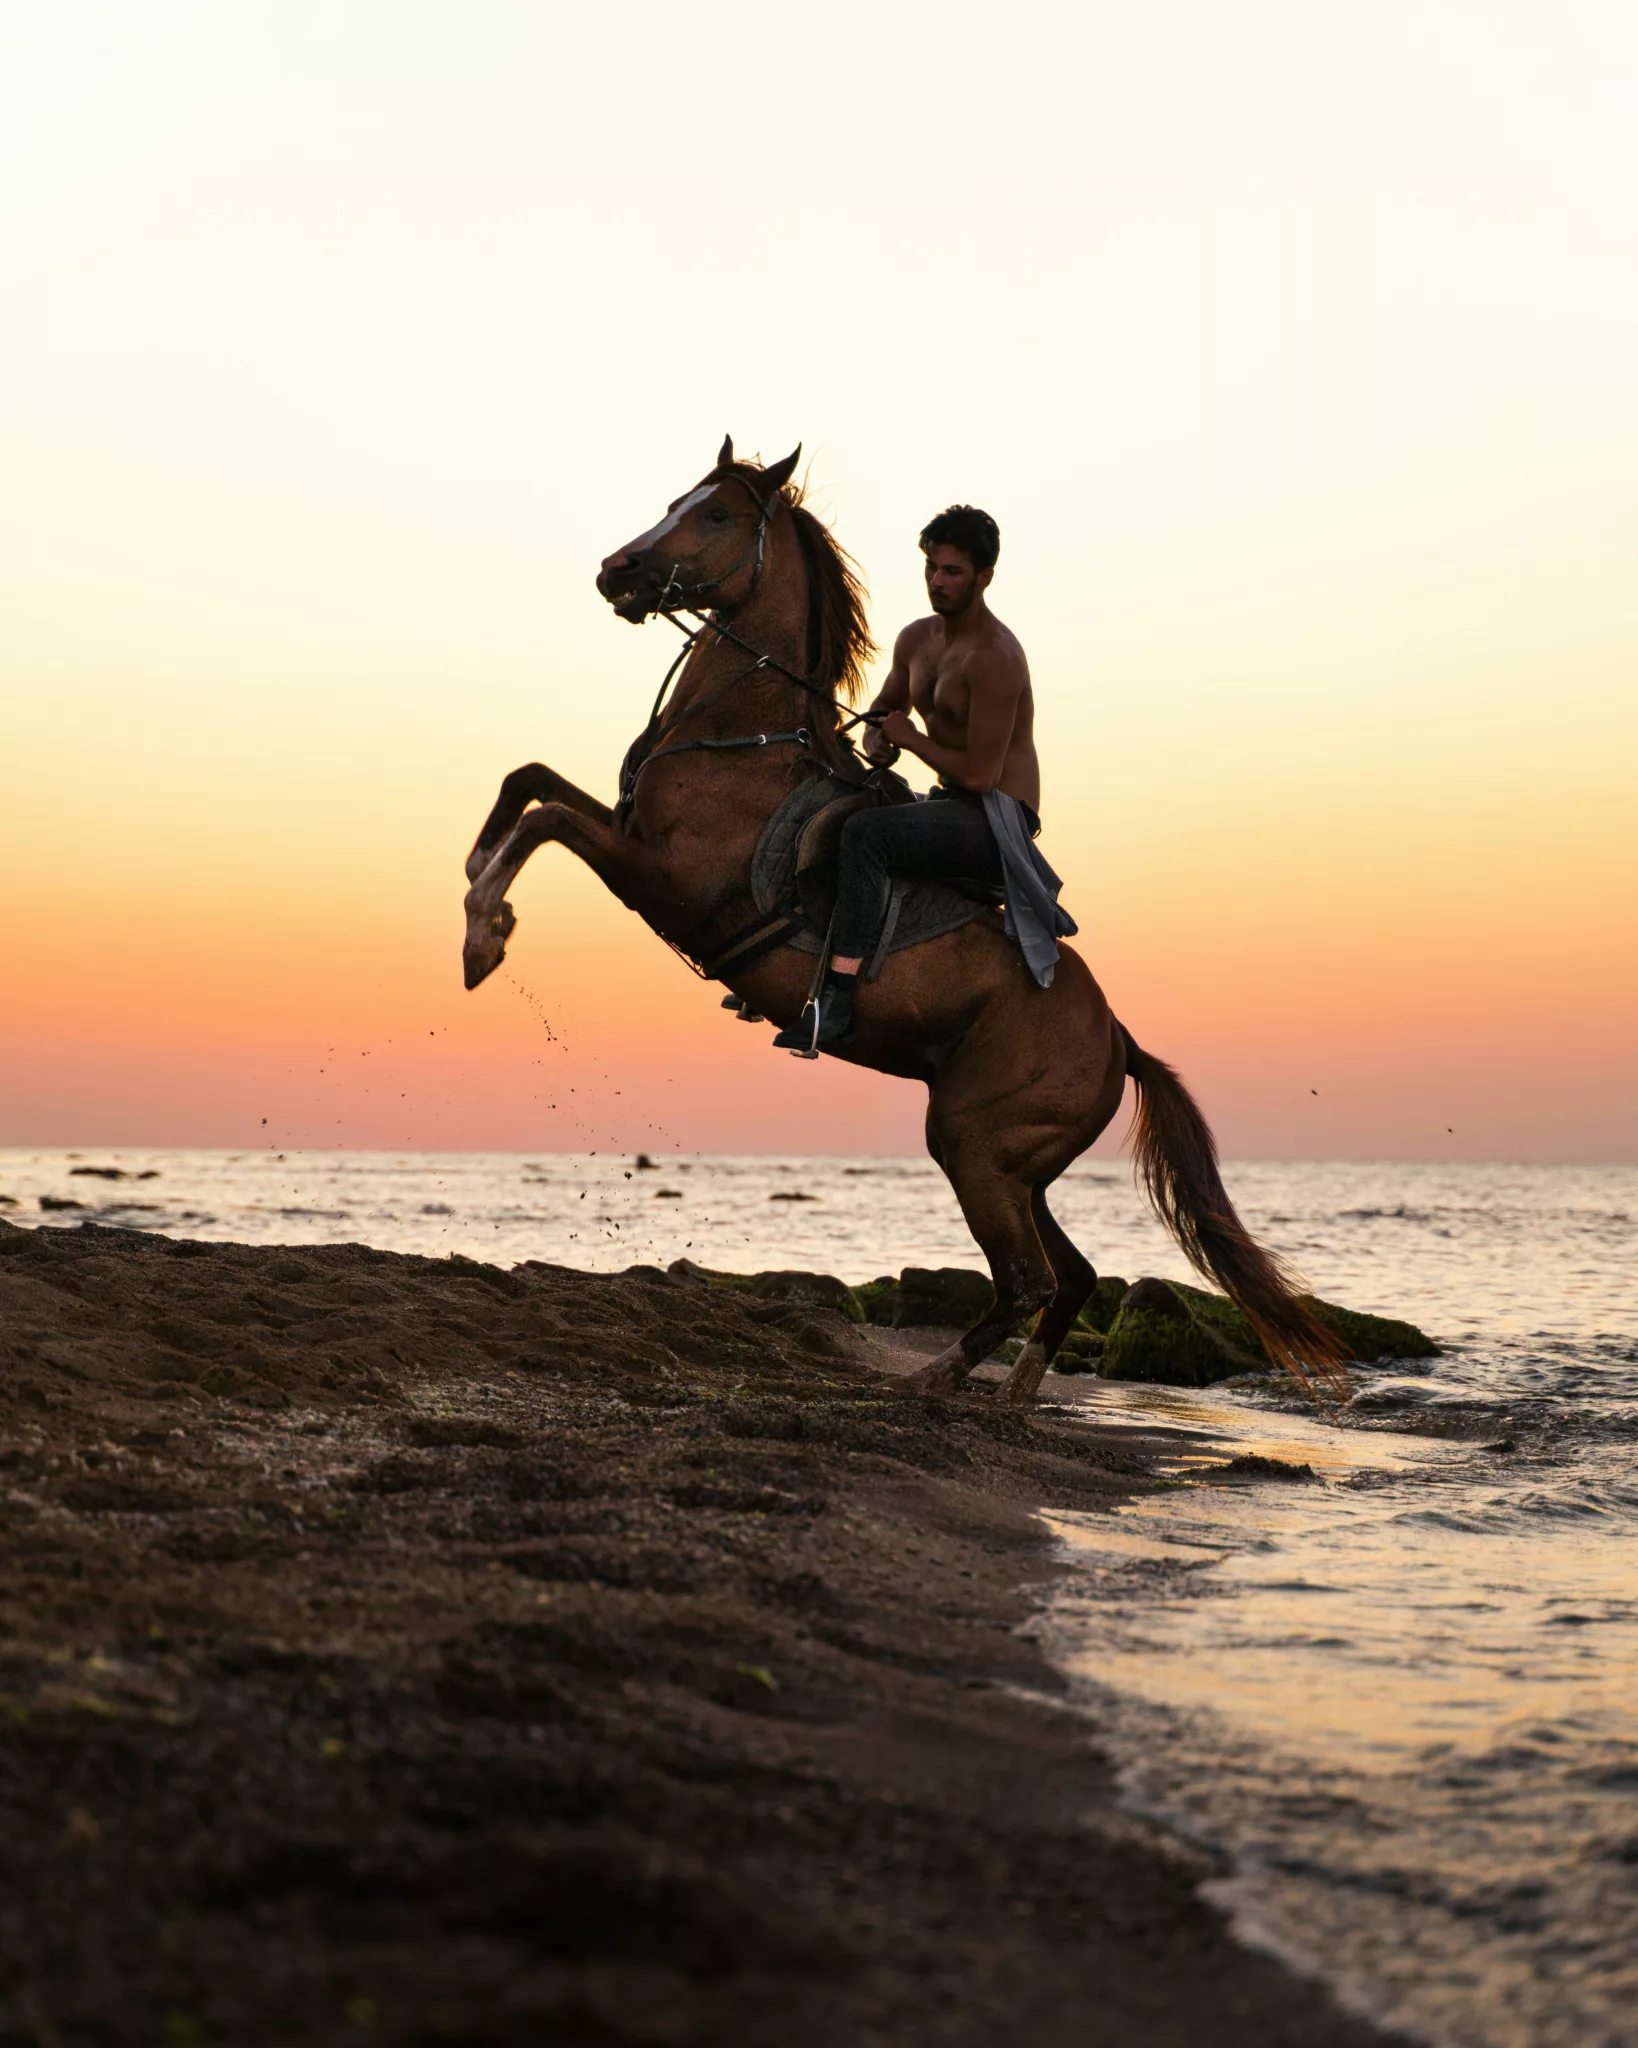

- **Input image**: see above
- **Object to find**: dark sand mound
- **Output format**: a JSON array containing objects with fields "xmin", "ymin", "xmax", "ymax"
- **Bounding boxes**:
[{"xmin": 0, "ymin": 1220, "xmax": 1392, "ymax": 2046}]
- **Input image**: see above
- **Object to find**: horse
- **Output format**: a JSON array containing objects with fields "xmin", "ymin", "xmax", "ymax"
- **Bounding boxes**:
[{"xmin": 461, "ymin": 438, "xmax": 1347, "ymax": 1404}]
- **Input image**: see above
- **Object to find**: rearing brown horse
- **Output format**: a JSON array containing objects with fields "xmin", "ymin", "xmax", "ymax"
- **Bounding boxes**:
[{"xmin": 462, "ymin": 439, "xmax": 1346, "ymax": 1403}]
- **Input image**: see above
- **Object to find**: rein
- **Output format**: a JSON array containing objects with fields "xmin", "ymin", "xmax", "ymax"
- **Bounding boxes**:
[
  {"xmin": 658, "ymin": 604, "xmax": 889, "ymax": 738},
  {"xmin": 614, "ymin": 619, "xmax": 822, "ymax": 816}
]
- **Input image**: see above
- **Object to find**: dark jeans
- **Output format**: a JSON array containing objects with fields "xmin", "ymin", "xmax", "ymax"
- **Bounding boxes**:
[{"xmin": 832, "ymin": 787, "xmax": 1030, "ymax": 963}]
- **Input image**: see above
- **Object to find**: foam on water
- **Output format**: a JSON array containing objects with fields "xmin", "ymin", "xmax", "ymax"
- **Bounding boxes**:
[{"xmin": 4, "ymin": 1148, "xmax": 1635, "ymax": 2043}]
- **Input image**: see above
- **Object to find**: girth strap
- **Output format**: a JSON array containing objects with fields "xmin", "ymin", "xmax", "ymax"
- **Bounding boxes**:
[{"xmin": 696, "ymin": 909, "xmax": 808, "ymax": 981}]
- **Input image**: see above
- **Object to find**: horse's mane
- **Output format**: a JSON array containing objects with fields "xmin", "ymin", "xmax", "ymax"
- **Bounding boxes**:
[
  {"xmin": 719, "ymin": 460, "xmax": 875, "ymax": 707},
  {"xmin": 785, "ymin": 482, "xmax": 875, "ymax": 706}
]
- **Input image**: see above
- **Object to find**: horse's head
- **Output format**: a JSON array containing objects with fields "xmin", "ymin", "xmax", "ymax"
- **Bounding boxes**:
[{"xmin": 597, "ymin": 435, "xmax": 801, "ymax": 622}]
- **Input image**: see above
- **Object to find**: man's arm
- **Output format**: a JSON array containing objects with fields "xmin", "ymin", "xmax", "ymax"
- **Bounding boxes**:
[
  {"xmin": 860, "ymin": 627, "xmax": 917, "ymax": 764},
  {"xmin": 881, "ymin": 654, "xmax": 1023, "ymax": 791}
]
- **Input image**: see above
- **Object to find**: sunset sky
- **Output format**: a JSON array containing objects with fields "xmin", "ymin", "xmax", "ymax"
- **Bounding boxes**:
[{"xmin": 3, "ymin": 1, "xmax": 1634, "ymax": 1161}]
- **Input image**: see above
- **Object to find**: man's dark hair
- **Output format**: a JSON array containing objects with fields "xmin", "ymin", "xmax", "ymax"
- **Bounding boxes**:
[{"xmin": 919, "ymin": 504, "xmax": 1000, "ymax": 573}]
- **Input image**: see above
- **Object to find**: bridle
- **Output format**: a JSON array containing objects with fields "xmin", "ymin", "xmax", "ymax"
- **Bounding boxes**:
[
  {"xmin": 614, "ymin": 474, "xmax": 893, "ymax": 818},
  {"xmin": 647, "ymin": 469, "xmax": 779, "ymax": 612}
]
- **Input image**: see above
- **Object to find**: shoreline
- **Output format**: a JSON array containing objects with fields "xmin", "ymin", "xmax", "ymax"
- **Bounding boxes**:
[{"xmin": 0, "ymin": 1218, "xmax": 1398, "ymax": 2044}]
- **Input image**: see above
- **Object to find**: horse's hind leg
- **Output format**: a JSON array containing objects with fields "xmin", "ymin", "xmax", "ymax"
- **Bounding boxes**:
[
  {"xmin": 997, "ymin": 1186, "xmax": 1097, "ymax": 1404},
  {"xmin": 899, "ymin": 1154, "xmax": 1054, "ymax": 1396}
]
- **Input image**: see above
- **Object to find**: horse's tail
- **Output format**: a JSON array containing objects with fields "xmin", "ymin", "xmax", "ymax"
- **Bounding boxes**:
[{"xmin": 1117, "ymin": 1023, "xmax": 1350, "ymax": 1401}]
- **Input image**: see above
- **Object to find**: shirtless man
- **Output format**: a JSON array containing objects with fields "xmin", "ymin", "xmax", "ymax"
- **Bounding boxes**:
[{"xmin": 774, "ymin": 504, "xmax": 1050, "ymax": 1052}]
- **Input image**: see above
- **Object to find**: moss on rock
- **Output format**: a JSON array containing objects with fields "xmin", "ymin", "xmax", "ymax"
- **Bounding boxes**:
[
  {"xmin": 1306, "ymin": 1297, "xmax": 1438, "ymax": 1361},
  {"xmin": 1096, "ymin": 1276, "xmax": 1438, "ymax": 1386},
  {"xmin": 1077, "ymin": 1276, "xmax": 1130, "ymax": 1335},
  {"xmin": 854, "ymin": 1267, "xmax": 1000, "ymax": 1330},
  {"xmin": 651, "ymin": 1261, "xmax": 1436, "ymax": 1381},
  {"xmin": 1099, "ymin": 1279, "xmax": 1260, "ymax": 1387},
  {"xmin": 854, "ymin": 1276, "xmax": 900, "ymax": 1326},
  {"xmin": 892, "ymin": 1267, "xmax": 996, "ymax": 1328}
]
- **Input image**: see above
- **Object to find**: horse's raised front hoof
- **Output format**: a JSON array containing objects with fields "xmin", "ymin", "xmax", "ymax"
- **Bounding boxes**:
[
  {"xmin": 462, "ymin": 901, "xmax": 516, "ymax": 989},
  {"xmin": 997, "ymin": 1341, "xmax": 1050, "ymax": 1406}
]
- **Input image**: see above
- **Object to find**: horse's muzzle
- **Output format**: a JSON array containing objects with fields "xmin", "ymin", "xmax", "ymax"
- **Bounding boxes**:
[{"xmin": 596, "ymin": 556, "xmax": 664, "ymax": 623}]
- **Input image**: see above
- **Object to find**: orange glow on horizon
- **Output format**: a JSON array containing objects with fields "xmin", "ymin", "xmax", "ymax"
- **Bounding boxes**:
[{"xmin": 3, "ymin": 5, "xmax": 1635, "ymax": 1164}]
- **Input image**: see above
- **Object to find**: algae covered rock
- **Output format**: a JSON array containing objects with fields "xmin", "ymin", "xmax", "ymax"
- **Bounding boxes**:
[
  {"xmin": 1047, "ymin": 1327, "xmax": 1105, "ymax": 1375},
  {"xmin": 659, "ymin": 1261, "xmax": 1003, "ymax": 1333},
  {"xmin": 1096, "ymin": 1276, "xmax": 1439, "ymax": 1386},
  {"xmin": 856, "ymin": 1267, "xmax": 997, "ymax": 1330},
  {"xmin": 853, "ymin": 1275, "xmax": 901, "ymax": 1326},
  {"xmin": 1099, "ymin": 1278, "xmax": 1261, "ymax": 1387},
  {"xmin": 1162, "ymin": 1279, "xmax": 1437, "ymax": 1369},
  {"xmin": 893, "ymin": 1266, "xmax": 996, "ymax": 1328},
  {"xmin": 1305, "ymin": 1298, "xmax": 1438, "ymax": 1362},
  {"xmin": 1077, "ymin": 1276, "xmax": 1130, "ymax": 1335}
]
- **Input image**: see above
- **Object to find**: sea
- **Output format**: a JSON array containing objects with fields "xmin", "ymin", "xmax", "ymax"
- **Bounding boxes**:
[{"xmin": 3, "ymin": 1146, "xmax": 1635, "ymax": 2048}]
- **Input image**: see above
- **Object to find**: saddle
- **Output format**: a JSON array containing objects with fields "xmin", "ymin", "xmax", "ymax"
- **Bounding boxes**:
[{"xmin": 750, "ymin": 774, "xmax": 1002, "ymax": 980}]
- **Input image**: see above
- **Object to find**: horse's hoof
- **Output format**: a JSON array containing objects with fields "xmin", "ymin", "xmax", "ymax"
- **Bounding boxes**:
[
  {"xmin": 462, "ymin": 900, "xmax": 515, "ymax": 988},
  {"xmin": 900, "ymin": 1360, "xmax": 965, "ymax": 1396},
  {"xmin": 996, "ymin": 1341, "xmax": 1049, "ymax": 1405},
  {"xmin": 463, "ymin": 944, "xmax": 502, "ymax": 990}
]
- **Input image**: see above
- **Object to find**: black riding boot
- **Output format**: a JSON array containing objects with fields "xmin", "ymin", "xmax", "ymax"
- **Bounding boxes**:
[{"xmin": 772, "ymin": 969, "xmax": 858, "ymax": 1055}]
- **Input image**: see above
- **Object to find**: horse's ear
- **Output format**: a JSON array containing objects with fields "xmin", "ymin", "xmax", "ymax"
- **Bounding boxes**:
[
  {"xmin": 760, "ymin": 443, "xmax": 801, "ymax": 495},
  {"xmin": 717, "ymin": 433, "xmax": 734, "ymax": 467}
]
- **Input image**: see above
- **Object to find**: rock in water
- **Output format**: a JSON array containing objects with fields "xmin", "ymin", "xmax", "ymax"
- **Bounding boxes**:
[
  {"xmin": 1305, "ymin": 1297, "xmax": 1440, "ymax": 1362},
  {"xmin": 1100, "ymin": 1279, "xmax": 1257, "ymax": 1386},
  {"xmin": 888, "ymin": 1267, "xmax": 995, "ymax": 1329},
  {"xmin": 1097, "ymin": 1277, "xmax": 1439, "ymax": 1386}
]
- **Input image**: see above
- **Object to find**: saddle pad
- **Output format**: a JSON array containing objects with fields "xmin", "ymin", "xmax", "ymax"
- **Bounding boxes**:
[{"xmin": 749, "ymin": 777, "xmax": 990, "ymax": 963}]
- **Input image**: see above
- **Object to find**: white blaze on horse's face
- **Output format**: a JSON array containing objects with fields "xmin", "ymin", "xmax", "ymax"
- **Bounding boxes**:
[
  {"xmin": 597, "ymin": 475, "xmax": 758, "ymax": 622},
  {"xmin": 626, "ymin": 484, "xmax": 716, "ymax": 556}
]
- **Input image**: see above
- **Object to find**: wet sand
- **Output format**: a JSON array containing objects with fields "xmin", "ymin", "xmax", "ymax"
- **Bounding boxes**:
[{"xmin": 0, "ymin": 1218, "xmax": 1396, "ymax": 2046}]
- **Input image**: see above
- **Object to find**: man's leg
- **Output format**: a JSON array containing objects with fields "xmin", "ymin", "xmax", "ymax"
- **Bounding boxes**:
[{"xmin": 774, "ymin": 794, "xmax": 1003, "ymax": 1051}]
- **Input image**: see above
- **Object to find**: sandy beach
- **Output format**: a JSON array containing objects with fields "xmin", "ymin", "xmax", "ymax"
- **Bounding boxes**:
[{"xmin": 0, "ymin": 1214, "xmax": 1404, "ymax": 2045}]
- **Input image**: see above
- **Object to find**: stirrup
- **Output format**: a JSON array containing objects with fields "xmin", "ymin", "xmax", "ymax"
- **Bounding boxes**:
[{"xmin": 772, "ymin": 997, "xmax": 823, "ymax": 1059}]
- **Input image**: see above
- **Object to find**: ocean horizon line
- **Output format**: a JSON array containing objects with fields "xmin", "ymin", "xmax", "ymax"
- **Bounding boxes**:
[{"xmin": 3, "ymin": 1143, "xmax": 1633, "ymax": 1171}]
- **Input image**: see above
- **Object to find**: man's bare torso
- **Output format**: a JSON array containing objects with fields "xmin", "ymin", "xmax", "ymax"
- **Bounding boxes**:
[{"xmin": 898, "ymin": 612, "xmax": 1039, "ymax": 811}]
